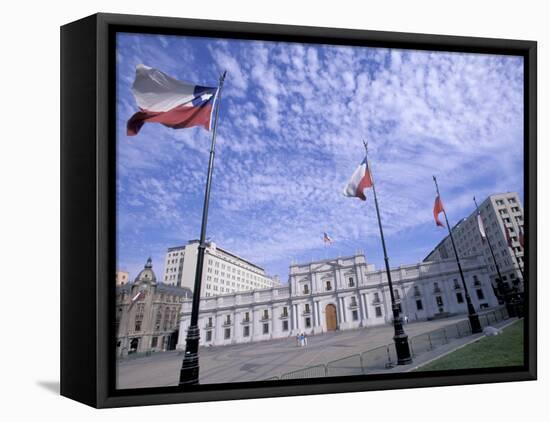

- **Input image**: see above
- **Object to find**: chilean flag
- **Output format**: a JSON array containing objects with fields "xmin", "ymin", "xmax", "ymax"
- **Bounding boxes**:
[
  {"xmin": 343, "ymin": 156, "xmax": 373, "ymax": 201},
  {"xmin": 433, "ymin": 195, "xmax": 445, "ymax": 227},
  {"xmin": 127, "ymin": 64, "xmax": 218, "ymax": 136}
]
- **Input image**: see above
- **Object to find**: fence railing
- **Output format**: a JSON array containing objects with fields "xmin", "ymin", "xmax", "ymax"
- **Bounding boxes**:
[{"xmin": 272, "ymin": 307, "xmax": 509, "ymax": 380}]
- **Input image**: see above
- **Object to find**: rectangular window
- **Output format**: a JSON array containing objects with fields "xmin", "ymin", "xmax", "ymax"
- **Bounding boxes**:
[
  {"xmin": 262, "ymin": 323, "xmax": 269, "ymax": 334},
  {"xmin": 282, "ymin": 320, "xmax": 289, "ymax": 331},
  {"xmin": 436, "ymin": 296, "xmax": 444, "ymax": 307},
  {"xmin": 243, "ymin": 326, "xmax": 250, "ymax": 337},
  {"xmin": 326, "ymin": 281, "xmax": 332, "ymax": 291},
  {"xmin": 476, "ymin": 289, "xmax": 485, "ymax": 300},
  {"xmin": 243, "ymin": 312, "xmax": 250, "ymax": 322},
  {"xmin": 305, "ymin": 304, "xmax": 310, "ymax": 313},
  {"xmin": 348, "ymin": 277, "xmax": 355, "ymax": 287},
  {"xmin": 375, "ymin": 306, "xmax": 382, "ymax": 317},
  {"xmin": 352, "ymin": 310, "xmax": 359, "ymax": 321},
  {"xmin": 224, "ymin": 328, "xmax": 231, "ymax": 339},
  {"xmin": 151, "ymin": 336, "xmax": 158, "ymax": 348},
  {"xmin": 305, "ymin": 317, "xmax": 311, "ymax": 328},
  {"xmin": 373, "ymin": 292, "xmax": 380, "ymax": 303},
  {"xmin": 456, "ymin": 292, "xmax": 464, "ymax": 303},
  {"xmin": 282, "ymin": 307, "xmax": 288, "ymax": 317},
  {"xmin": 416, "ymin": 299, "xmax": 423, "ymax": 310},
  {"xmin": 206, "ymin": 330, "xmax": 212, "ymax": 342}
]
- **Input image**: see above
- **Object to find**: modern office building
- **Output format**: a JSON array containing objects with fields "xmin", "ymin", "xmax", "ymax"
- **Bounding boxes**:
[
  {"xmin": 163, "ymin": 240, "xmax": 281, "ymax": 297},
  {"xmin": 178, "ymin": 253, "xmax": 497, "ymax": 347},
  {"xmin": 424, "ymin": 192, "xmax": 525, "ymax": 291}
]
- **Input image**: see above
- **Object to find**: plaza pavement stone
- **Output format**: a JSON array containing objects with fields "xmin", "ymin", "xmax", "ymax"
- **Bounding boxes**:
[{"xmin": 116, "ymin": 312, "xmax": 503, "ymax": 389}]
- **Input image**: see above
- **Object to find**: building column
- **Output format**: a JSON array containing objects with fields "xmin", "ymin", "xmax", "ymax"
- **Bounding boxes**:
[
  {"xmin": 342, "ymin": 297, "xmax": 348, "ymax": 322},
  {"xmin": 311, "ymin": 301, "xmax": 317, "ymax": 327}
]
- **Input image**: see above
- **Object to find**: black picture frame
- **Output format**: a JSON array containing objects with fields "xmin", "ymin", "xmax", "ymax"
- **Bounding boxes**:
[{"xmin": 61, "ymin": 12, "xmax": 537, "ymax": 408}]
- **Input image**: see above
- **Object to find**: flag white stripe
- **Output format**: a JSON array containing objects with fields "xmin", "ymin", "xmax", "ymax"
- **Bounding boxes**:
[{"xmin": 132, "ymin": 64, "xmax": 199, "ymax": 112}]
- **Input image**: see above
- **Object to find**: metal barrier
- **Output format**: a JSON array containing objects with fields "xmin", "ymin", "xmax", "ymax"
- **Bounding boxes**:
[
  {"xmin": 326, "ymin": 354, "xmax": 363, "ymax": 377},
  {"xmin": 280, "ymin": 364, "xmax": 327, "ymax": 380},
  {"xmin": 274, "ymin": 307, "xmax": 510, "ymax": 380}
]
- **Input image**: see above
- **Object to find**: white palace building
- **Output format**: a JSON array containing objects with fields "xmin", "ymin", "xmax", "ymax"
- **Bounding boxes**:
[{"xmin": 178, "ymin": 253, "xmax": 498, "ymax": 348}]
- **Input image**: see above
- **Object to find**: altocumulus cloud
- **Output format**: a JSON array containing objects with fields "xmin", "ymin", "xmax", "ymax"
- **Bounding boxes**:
[{"xmin": 116, "ymin": 33, "xmax": 523, "ymax": 281}]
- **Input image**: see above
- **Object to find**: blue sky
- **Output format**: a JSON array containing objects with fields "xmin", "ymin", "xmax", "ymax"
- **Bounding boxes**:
[{"xmin": 116, "ymin": 32, "xmax": 524, "ymax": 283}]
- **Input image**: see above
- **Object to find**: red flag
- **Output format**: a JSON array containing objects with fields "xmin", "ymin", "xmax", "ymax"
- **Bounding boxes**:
[
  {"xmin": 433, "ymin": 195, "xmax": 445, "ymax": 227},
  {"xmin": 519, "ymin": 227, "xmax": 525, "ymax": 248},
  {"xmin": 505, "ymin": 225, "xmax": 513, "ymax": 248}
]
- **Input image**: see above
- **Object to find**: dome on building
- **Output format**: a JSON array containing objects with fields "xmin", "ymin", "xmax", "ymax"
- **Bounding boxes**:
[{"xmin": 135, "ymin": 257, "xmax": 157, "ymax": 283}]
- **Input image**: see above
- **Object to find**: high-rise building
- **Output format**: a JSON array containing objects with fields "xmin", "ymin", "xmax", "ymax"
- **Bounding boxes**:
[
  {"xmin": 424, "ymin": 192, "xmax": 525, "ymax": 291},
  {"xmin": 163, "ymin": 240, "xmax": 281, "ymax": 296}
]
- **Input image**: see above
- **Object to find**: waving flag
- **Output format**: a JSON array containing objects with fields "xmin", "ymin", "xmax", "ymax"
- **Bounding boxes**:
[
  {"xmin": 127, "ymin": 64, "xmax": 218, "ymax": 136},
  {"xmin": 323, "ymin": 232, "xmax": 333, "ymax": 245},
  {"xmin": 477, "ymin": 213, "xmax": 487, "ymax": 241},
  {"xmin": 433, "ymin": 195, "xmax": 445, "ymax": 227},
  {"xmin": 128, "ymin": 289, "xmax": 146, "ymax": 310},
  {"xmin": 343, "ymin": 156, "xmax": 373, "ymax": 201}
]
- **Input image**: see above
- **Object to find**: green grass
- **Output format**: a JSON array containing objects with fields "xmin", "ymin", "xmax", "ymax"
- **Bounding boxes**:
[{"xmin": 416, "ymin": 320, "xmax": 524, "ymax": 372}]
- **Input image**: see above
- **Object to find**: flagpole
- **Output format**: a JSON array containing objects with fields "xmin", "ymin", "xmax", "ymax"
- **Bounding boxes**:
[
  {"xmin": 363, "ymin": 141, "xmax": 412, "ymax": 365},
  {"xmin": 179, "ymin": 71, "xmax": 227, "ymax": 386},
  {"xmin": 433, "ymin": 177, "xmax": 482, "ymax": 334},
  {"xmin": 473, "ymin": 197, "xmax": 516, "ymax": 317},
  {"xmin": 504, "ymin": 222, "xmax": 526, "ymax": 286}
]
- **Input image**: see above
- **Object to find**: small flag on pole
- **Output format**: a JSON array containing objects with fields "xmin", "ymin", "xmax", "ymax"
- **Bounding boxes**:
[
  {"xmin": 129, "ymin": 289, "xmax": 146, "ymax": 310},
  {"xmin": 323, "ymin": 232, "xmax": 333, "ymax": 245},
  {"xmin": 127, "ymin": 64, "xmax": 218, "ymax": 136},
  {"xmin": 343, "ymin": 156, "xmax": 373, "ymax": 201},
  {"xmin": 477, "ymin": 213, "xmax": 487, "ymax": 241},
  {"xmin": 433, "ymin": 195, "xmax": 445, "ymax": 227}
]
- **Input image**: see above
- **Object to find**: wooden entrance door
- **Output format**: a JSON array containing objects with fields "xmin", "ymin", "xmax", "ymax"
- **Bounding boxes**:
[{"xmin": 326, "ymin": 304, "xmax": 338, "ymax": 331}]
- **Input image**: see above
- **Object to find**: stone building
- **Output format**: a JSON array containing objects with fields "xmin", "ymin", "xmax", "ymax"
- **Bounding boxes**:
[
  {"xmin": 163, "ymin": 240, "xmax": 281, "ymax": 296},
  {"xmin": 115, "ymin": 271, "xmax": 129, "ymax": 286},
  {"xmin": 116, "ymin": 258, "xmax": 191, "ymax": 357},
  {"xmin": 424, "ymin": 192, "xmax": 525, "ymax": 291},
  {"xmin": 178, "ymin": 253, "xmax": 498, "ymax": 348}
]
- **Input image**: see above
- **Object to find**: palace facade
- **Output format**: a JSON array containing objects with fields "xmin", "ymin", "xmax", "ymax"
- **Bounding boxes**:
[{"xmin": 178, "ymin": 253, "xmax": 498, "ymax": 348}]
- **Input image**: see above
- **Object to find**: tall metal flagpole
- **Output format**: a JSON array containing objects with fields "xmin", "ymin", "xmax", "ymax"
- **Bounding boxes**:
[
  {"xmin": 363, "ymin": 141, "xmax": 412, "ymax": 365},
  {"xmin": 433, "ymin": 177, "xmax": 482, "ymax": 334},
  {"xmin": 179, "ymin": 71, "xmax": 227, "ymax": 385},
  {"xmin": 504, "ymin": 222, "xmax": 526, "ymax": 286},
  {"xmin": 473, "ymin": 197, "xmax": 515, "ymax": 317}
]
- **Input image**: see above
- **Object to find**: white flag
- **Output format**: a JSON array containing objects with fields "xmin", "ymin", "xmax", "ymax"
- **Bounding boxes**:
[{"xmin": 477, "ymin": 214, "xmax": 486, "ymax": 241}]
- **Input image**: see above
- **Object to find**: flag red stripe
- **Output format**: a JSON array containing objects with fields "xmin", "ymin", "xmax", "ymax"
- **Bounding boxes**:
[
  {"xmin": 127, "ymin": 103, "xmax": 213, "ymax": 136},
  {"xmin": 355, "ymin": 169, "xmax": 373, "ymax": 200},
  {"xmin": 433, "ymin": 196, "xmax": 445, "ymax": 227}
]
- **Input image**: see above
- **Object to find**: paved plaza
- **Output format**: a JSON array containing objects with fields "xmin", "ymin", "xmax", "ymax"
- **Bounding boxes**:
[{"xmin": 116, "ymin": 313, "xmax": 492, "ymax": 389}]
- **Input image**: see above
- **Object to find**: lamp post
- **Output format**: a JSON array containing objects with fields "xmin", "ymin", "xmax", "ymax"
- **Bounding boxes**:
[
  {"xmin": 473, "ymin": 196, "xmax": 516, "ymax": 317},
  {"xmin": 179, "ymin": 71, "xmax": 226, "ymax": 385},
  {"xmin": 364, "ymin": 141, "xmax": 412, "ymax": 365},
  {"xmin": 433, "ymin": 177, "xmax": 482, "ymax": 334}
]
